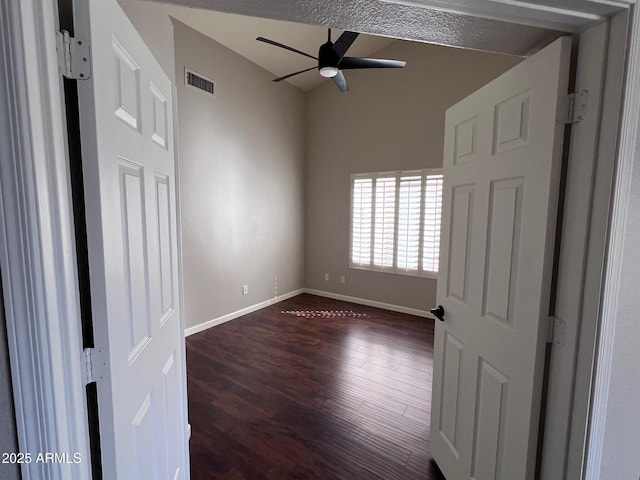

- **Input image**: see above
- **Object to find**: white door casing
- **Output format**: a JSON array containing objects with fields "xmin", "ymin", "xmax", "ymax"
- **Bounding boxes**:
[
  {"xmin": 541, "ymin": 20, "xmax": 611, "ymax": 479},
  {"xmin": 73, "ymin": 0, "xmax": 189, "ymax": 478},
  {"xmin": 431, "ymin": 37, "xmax": 571, "ymax": 479}
]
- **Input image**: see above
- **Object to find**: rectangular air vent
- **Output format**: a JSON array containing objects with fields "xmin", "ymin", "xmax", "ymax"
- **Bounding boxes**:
[{"xmin": 184, "ymin": 68, "xmax": 215, "ymax": 96}]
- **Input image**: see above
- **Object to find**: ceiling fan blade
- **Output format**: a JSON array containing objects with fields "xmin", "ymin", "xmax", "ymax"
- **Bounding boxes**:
[
  {"xmin": 256, "ymin": 37, "xmax": 318, "ymax": 61},
  {"xmin": 339, "ymin": 57, "xmax": 406, "ymax": 70},
  {"xmin": 273, "ymin": 67, "xmax": 317, "ymax": 82},
  {"xmin": 331, "ymin": 70, "xmax": 349, "ymax": 93},
  {"xmin": 332, "ymin": 31, "xmax": 359, "ymax": 58}
]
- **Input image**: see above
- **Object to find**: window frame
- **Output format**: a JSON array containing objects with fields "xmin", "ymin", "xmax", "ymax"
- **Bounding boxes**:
[{"xmin": 349, "ymin": 168, "xmax": 443, "ymax": 279}]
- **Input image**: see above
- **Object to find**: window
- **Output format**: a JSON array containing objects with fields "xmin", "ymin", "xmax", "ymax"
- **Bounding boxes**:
[{"xmin": 350, "ymin": 169, "xmax": 443, "ymax": 277}]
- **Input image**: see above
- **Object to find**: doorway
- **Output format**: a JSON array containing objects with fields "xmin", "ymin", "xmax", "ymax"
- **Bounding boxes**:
[
  {"xmin": 165, "ymin": 9, "xmax": 521, "ymax": 478},
  {"xmin": 0, "ymin": 0, "xmax": 632, "ymax": 478}
]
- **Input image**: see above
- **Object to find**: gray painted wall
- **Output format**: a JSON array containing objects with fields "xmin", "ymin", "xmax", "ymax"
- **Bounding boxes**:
[
  {"xmin": 598, "ymin": 143, "xmax": 640, "ymax": 478},
  {"xmin": 0, "ymin": 284, "xmax": 20, "ymax": 480},
  {"xmin": 174, "ymin": 21, "xmax": 306, "ymax": 330},
  {"xmin": 116, "ymin": 1, "xmax": 520, "ymax": 316},
  {"xmin": 117, "ymin": 0, "xmax": 176, "ymax": 81},
  {"xmin": 304, "ymin": 41, "xmax": 520, "ymax": 311}
]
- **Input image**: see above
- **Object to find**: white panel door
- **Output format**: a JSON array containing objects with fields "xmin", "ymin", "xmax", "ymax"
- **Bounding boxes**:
[
  {"xmin": 74, "ymin": 0, "xmax": 189, "ymax": 478},
  {"xmin": 431, "ymin": 37, "xmax": 571, "ymax": 480}
]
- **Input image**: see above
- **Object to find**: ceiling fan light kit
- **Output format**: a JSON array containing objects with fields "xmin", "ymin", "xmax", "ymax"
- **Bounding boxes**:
[
  {"xmin": 319, "ymin": 66, "xmax": 339, "ymax": 78},
  {"xmin": 257, "ymin": 28, "xmax": 406, "ymax": 92}
]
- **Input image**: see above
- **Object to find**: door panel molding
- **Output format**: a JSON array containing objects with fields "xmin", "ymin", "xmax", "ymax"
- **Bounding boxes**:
[
  {"xmin": 73, "ymin": 0, "xmax": 190, "ymax": 477},
  {"xmin": 432, "ymin": 36, "xmax": 571, "ymax": 480}
]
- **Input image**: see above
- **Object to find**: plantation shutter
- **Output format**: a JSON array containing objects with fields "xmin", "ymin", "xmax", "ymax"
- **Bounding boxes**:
[
  {"xmin": 373, "ymin": 177, "xmax": 396, "ymax": 267},
  {"xmin": 351, "ymin": 178, "xmax": 373, "ymax": 265},
  {"xmin": 422, "ymin": 173, "xmax": 443, "ymax": 272},
  {"xmin": 350, "ymin": 169, "xmax": 442, "ymax": 276},
  {"xmin": 397, "ymin": 175, "xmax": 422, "ymax": 271}
]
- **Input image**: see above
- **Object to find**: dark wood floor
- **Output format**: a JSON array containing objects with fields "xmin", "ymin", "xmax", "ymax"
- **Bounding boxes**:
[{"xmin": 186, "ymin": 293, "xmax": 445, "ymax": 480}]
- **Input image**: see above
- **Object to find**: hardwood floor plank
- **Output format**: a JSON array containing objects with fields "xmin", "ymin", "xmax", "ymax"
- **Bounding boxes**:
[
  {"xmin": 360, "ymin": 360, "xmax": 431, "ymax": 390},
  {"xmin": 356, "ymin": 401, "xmax": 431, "ymax": 451},
  {"xmin": 404, "ymin": 405, "xmax": 432, "ymax": 424},
  {"xmin": 187, "ymin": 294, "xmax": 445, "ymax": 479}
]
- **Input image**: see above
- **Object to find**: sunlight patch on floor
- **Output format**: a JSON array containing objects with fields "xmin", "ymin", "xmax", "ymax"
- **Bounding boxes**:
[{"xmin": 281, "ymin": 309, "xmax": 370, "ymax": 318}]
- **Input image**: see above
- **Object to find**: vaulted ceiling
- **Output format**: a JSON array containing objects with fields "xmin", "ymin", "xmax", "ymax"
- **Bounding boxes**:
[
  {"xmin": 153, "ymin": 0, "xmax": 626, "ymax": 91},
  {"xmin": 164, "ymin": 5, "xmax": 397, "ymax": 91}
]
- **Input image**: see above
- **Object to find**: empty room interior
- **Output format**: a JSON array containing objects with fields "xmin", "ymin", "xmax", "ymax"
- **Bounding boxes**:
[
  {"xmin": 110, "ymin": 1, "xmax": 527, "ymax": 478},
  {"xmin": 117, "ymin": 1, "xmax": 544, "ymax": 478}
]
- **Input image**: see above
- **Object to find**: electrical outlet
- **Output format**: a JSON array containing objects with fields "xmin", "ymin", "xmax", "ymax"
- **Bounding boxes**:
[
  {"xmin": 341, "ymin": 275, "xmax": 345, "ymax": 284},
  {"xmin": 324, "ymin": 273, "xmax": 329, "ymax": 281},
  {"xmin": 242, "ymin": 285, "xmax": 249, "ymax": 295}
]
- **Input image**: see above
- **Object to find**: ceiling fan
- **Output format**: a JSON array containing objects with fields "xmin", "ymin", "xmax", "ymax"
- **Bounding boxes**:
[{"xmin": 256, "ymin": 29, "xmax": 406, "ymax": 93}]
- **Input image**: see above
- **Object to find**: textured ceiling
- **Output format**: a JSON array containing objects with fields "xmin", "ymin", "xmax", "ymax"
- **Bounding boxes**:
[
  {"xmin": 164, "ymin": 6, "xmax": 397, "ymax": 91},
  {"xmin": 378, "ymin": 0, "xmax": 624, "ymax": 32},
  {"xmin": 157, "ymin": 0, "xmax": 567, "ymax": 57}
]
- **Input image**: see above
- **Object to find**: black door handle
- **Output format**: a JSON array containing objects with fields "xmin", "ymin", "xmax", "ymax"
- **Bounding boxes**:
[{"xmin": 430, "ymin": 305, "xmax": 445, "ymax": 321}]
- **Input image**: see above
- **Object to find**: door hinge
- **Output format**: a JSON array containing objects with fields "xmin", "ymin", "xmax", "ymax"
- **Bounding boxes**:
[
  {"xmin": 56, "ymin": 30, "xmax": 91, "ymax": 80},
  {"xmin": 557, "ymin": 91, "xmax": 588, "ymax": 125},
  {"xmin": 81, "ymin": 347, "xmax": 106, "ymax": 385},
  {"xmin": 546, "ymin": 316, "xmax": 567, "ymax": 345}
]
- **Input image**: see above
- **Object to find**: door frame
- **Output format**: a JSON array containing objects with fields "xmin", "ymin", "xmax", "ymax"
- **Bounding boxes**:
[
  {"xmin": 581, "ymin": 6, "xmax": 640, "ymax": 478},
  {"xmin": 0, "ymin": 0, "xmax": 92, "ymax": 479},
  {"xmin": 0, "ymin": 1, "xmax": 636, "ymax": 480},
  {"xmin": 538, "ymin": 12, "xmax": 629, "ymax": 479}
]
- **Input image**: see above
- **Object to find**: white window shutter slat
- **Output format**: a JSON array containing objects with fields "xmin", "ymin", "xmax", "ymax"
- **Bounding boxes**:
[
  {"xmin": 351, "ymin": 178, "xmax": 372, "ymax": 265},
  {"xmin": 397, "ymin": 176, "xmax": 422, "ymax": 271},
  {"xmin": 373, "ymin": 177, "xmax": 396, "ymax": 267},
  {"xmin": 422, "ymin": 174, "xmax": 443, "ymax": 273}
]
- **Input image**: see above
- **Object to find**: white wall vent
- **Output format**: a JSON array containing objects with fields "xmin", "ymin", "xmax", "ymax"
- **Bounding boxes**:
[{"xmin": 184, "ymin": 68, "xmax": 215, "ymax": 96}]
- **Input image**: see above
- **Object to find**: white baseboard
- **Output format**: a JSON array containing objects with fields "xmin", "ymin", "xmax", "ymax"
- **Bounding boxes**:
[
  {"xmin": 185, "ymin": 287, "xmax": 432, "ymax": 336},
  {"xmin": 184, "ymin": 288, "xmax": 304, "ymax": 337},
  {"xmin": 303, "ymin": 288, "xmax": 431, "ymax": 318}
]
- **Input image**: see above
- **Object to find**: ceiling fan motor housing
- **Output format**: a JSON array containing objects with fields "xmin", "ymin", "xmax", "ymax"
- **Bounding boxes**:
[{"xmin": 318, "ymin": 41, "xmax": 340, "ymax": 69}]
